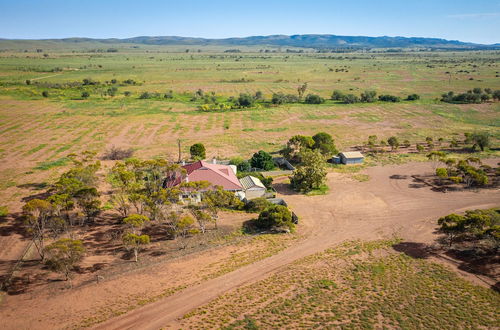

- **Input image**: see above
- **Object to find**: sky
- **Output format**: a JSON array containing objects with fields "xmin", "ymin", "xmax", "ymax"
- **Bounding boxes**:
[{"xmin": 0, "ymin": 0, "xmax": 499, "ymax": 44}]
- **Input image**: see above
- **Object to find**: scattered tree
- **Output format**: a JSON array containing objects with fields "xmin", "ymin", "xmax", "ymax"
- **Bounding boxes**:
[{"xmin": 44, "ymin": 238, "xmax": 85, "ymax": 281}]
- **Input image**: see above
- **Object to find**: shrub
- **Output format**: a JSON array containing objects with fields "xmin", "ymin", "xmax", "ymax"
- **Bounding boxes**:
[
  {"xmin": 190, "ymin": 143, "xmax": 206, "ymax": 160},
  {"xmin": 360, "ymin": 90, "xmax": 377, "ymax": 103},
  {"xmin": 271, "ymin": 92, "xmax": 299, "ymax": 104},
  {"xmin": 102, "ymin": 146, "xmax": 134, "ymax": 160},
  {"xmin": 379, "ymin": 94, "xmax": 401, "ymax": 102},
  {"xmin": 0, "ymin": 206, "xmax": 7, "ymax": 217},
  {"xmin": 256, "ymin": 205, "xmax": 294, "ymax": 232},
  {"xmin": 304, "ymin": 94, "xmax": 325, "ymax": 104},
  {"xmin": 245, "ymin": 197, "xmax": 273, "ymax": 213},
  {"xmin": 42, "ymin": 91, "xmax": 49, "ymax": 97},
  {"xmin": 406, "ymin": 94, "xmax": 420, "ymax": 101},
  {"xmin": 139, "ymin": 92, "xmax": 152, "ymax": 99},
  {"xmin": 230, "ymin": 157, "xmax": 251, "ymax": 172},
  {"xmin": 237, "ymin": 93, "xmax": 255, "ymax": 107},
  {"xmin": 81, "ymin": 91, "xmax": 90, "ymax": 98},
  {"xmin": 342, "ymin": 94, "xmax": 360, "ymax": 104},
  {"xmin": 331, "ymin": 90, "xmax": 344, "ymax": 101}
]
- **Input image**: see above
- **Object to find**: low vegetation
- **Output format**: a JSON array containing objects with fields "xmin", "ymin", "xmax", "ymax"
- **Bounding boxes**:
[{"xmin": 180, "ymin": 239, "xmax": 500, "ymax": 329}]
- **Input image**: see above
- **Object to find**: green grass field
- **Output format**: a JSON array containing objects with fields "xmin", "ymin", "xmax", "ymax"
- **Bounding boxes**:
[{"xmin": 0, "ymin": 48, "xmax": 498, "ymax": 207}]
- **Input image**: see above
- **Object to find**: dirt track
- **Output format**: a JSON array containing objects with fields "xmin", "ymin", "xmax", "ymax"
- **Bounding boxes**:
[{"xmin": 94, "ymin": 160, "xmax": 500, "ymax": 330}]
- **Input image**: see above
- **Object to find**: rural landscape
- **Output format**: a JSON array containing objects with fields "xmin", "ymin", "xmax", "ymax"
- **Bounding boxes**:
[{"xmin": 0, "ymin": 1, "xmax": 499, "ymax": 329}]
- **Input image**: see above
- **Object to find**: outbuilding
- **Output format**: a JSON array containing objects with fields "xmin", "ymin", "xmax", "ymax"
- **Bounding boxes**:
[
  {"xmin": 239, "ymin": 175, "xmax": 267, "ymax": 200},
  {"xmin": 339, "ymin": 151, "xmax": 364, "ymax": 165}
]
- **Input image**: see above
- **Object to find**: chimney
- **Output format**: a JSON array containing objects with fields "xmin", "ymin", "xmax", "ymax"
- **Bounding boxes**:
[
  {"xmin": 212, "ymin": 157, "xmax": 217, "ymax": 164},
  {"xmin": 185, "ymin": 175, "xmax": 189, "ymax": 183},
  {"xmin": 181, "ymin": 160, "xmax": 185, "ymax": 166}
]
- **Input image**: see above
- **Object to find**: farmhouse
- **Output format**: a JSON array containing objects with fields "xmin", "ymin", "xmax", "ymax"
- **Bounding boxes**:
[
  {"xmin": 239, "ymin": 175, "xmax": 266, "ymax": 200},
  {"xmin": 337, "ymin": 151, "xmax": 364, "ymax": 165},
  {"xmin": 165, "ymin": 160, "xmax": 243, "ymax": 203}
]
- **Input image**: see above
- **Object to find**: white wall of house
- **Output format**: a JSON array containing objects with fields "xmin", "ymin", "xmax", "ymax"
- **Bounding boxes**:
[{"xmin": 244, "ymin": 187, "xmax": 266, "ymax": 200}]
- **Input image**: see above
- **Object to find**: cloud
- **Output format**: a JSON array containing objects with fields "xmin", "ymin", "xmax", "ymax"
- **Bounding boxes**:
[{"xmin": 447, "ymin": 12, "xmax": 500, "ymax": 19}]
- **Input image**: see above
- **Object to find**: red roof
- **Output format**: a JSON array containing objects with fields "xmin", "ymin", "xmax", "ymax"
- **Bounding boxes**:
[{"xmin": 169, "ymin": 161, "xmax": 242, "ymax": 191}]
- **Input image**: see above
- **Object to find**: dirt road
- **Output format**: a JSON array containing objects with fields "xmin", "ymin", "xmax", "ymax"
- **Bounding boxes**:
[{"xmin": 94, "ymin": 160, "xmax": 500, "ymax": 330}]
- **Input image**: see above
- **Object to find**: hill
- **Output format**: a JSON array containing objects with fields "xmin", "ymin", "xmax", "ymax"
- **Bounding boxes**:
[{"xmin": 1, "ymin": 34, "xmax": 499, "ymax": 50}]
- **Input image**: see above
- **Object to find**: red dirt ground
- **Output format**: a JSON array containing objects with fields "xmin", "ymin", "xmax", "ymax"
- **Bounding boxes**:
[{"xmin": 1, "ymin": 160, "xmax": 499, "ymax": 329}]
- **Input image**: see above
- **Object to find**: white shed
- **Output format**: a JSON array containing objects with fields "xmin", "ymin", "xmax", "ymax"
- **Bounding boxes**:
[{"xmin": 239, "ymin": 175, "xmax": 266, "ymax": 200}]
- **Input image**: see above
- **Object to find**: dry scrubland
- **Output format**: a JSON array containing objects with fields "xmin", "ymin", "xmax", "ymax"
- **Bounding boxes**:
[{"xmin": 0, "ymin": 46, "xmax": 499, "ymax": 328}]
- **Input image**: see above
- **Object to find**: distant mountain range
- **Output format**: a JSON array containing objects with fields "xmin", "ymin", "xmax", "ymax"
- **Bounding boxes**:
[{"xmin": 2, "ymin": 34, "xmax": 499, "ymax": 50}]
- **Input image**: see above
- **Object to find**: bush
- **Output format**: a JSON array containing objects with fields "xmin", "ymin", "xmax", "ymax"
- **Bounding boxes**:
[
  {"xmin": 81, "ymin": 91, "xmax": 90, "ymax": 99},
  {"xmin": 42, "ymin": 91, "xmax": 49, "ymax": 97},
  {"xmin": 304, "ymin": 94, "xmax": 325, "ymax": 104},
  {"xmin": 406, "ymin": 94, "xmax": 420, "ymax": 101},
  {"xmin": 139, "ymin": 92, "xmax": 152, "ymax": 99},
  {"xmin": 360, "ymin": 90, "xmax": 377, "ymax": 103},
  {"xmin": 0, "ymin": 206, "xmax": 8, "ymax": 217},
  {"xmin": 271, "ymin": 93, "xmax": 299, "ymax": 104},
  {"xmin": 102, "ymin": 146, "xmax": 134, "ymax": 160},
  {"xmin": 250, "ymin": 150, "xmax": 274, "ymax": 171},
  {"xmin": 190, "ymin": 143, "xmax": 206, "ymax": 160},
  {"xmin": 342, "ymin": 94, "xmax": 360, "ymax": 104},
  {"xmin": 331, "ymin": 90, "xmax": 344, "ymax": 101},
  {"xmin": 256, "ymin": 205, "xmax": 294, "ymax": 232},
  {"xmin": 379, "ymin": 94, "xmax": 401, "ymax": 102},
  {"xmin": 245, "ymin": 197, "xmax": 273, "ymax": 213},
  {"xmin": 230, "ymin": 157, "xmax": 251, "ymax": 172},
  {"xmin": 237, "ymin": 93, "xmax": 255, "ymax": 107}
]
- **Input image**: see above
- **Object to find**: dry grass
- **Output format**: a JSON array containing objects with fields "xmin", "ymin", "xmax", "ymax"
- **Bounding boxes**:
[{"xmin": 180, "ymin": 239, "xmax": 500, "ymax": 329}]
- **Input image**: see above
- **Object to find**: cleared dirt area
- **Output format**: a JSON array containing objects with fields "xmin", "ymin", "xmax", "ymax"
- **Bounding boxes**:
[
  {"xmin": 0, "ymin": 160, "xmax": 498, "ymax": 329},
  {"xmin": 92, "ymin": 160, "xmax": 500, "ymax": 330}
]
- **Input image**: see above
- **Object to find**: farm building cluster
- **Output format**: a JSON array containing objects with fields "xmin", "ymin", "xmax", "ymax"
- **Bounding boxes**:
[{"xmin": 165, "ymin": 159, "xmax": 268, "ymax": 203}]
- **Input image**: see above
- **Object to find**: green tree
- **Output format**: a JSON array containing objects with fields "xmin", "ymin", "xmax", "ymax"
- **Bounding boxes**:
[
  {"xmin": 123, "ymin": 214, "xmax": 150, "ymax": 234},
  {"xmin": 290, "ymin": 149, "xmax": 327, "ymax": 193},
  {"xmin": 44, "ymin": 239, "xmax": 85, "ymax": 281},
  {"xmin": 202, "ymin": 186, "xmax": 243, "ymax": 229},
  {"xmin": 42, "ymin": 91, "xmax": 49, "ymax": 97},
  {"xmin": 360, "ymin": 90, "xmax": 377, "ymax": 103},
  {"xmin": 74, "ymin": 187, "xmax": 101, "ymax": 224},
  {"xmin": 237, "ymin": 93, "xmax": 254, "ymax": 107},
  {"xmin": 189, "ymin": 207, "xmax": 213, "ymax": 234},
  {"xmin": 436, "ymin": 168, "xmax": 448, "ymax": 183},
  {"xmin": 470, "ymin": 132, "xmax": 490, "ymax": 151},
  {"xmin": 23, "ymin": 199, "xmax": 53, "ymax": 260},
  {"xmin": 438, "ymin": 214, "xmax": 466, "ymax": 246},
  {"xmin": 250, "ymin": 150, "xmax": 274, "ymax": 171},
  {"xmin": 190, "ymin": 143, "xmax": 206, "ymax": 160},
  {"xmin": 387, "ymin": 136, "xmax": 400, "ymax": 151},
  {"xmin": 312, "ymin": 132, "xmax": 337, "ymax": 157},
  {"xmin": 367, "ymin": 135, "xmax": 378, "ymax": 151},
  {"xmin": 230, "ymin": 157, "xmax": 251, "ymax": 172},
  {"xmin": 256, "ymin": 205, "xmax": 294, "ymax": 232},
  {"xmin": 122, "ymin": 233, "xmax": 150, "ymax": 262},
  {"xmin": 81, "ymin": 91, "xmax": 90, "ymax": 99},
  {"xmin": 281, "ymin": 135, "xmax": 314, "ymax": 163}
]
